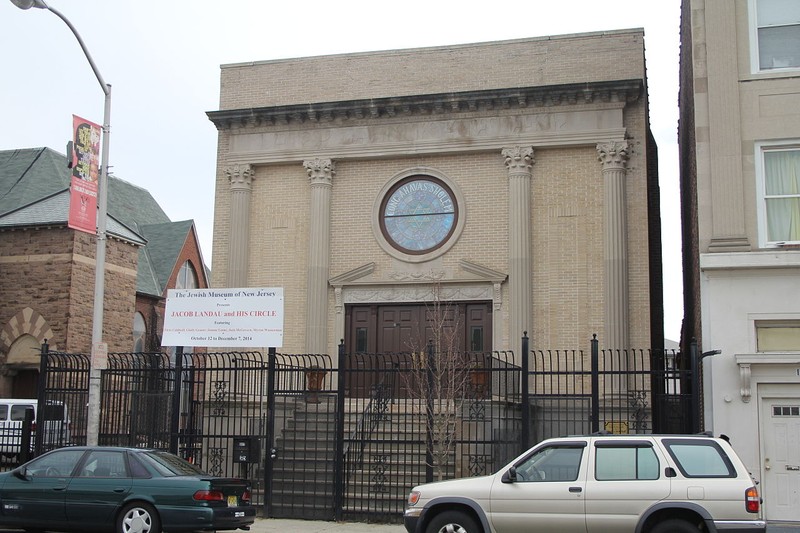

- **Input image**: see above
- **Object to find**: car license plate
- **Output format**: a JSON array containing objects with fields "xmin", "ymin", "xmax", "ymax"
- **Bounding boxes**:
[{"xmin": 227, "ymin": 495, "xmax": 238, "ymax": 507}]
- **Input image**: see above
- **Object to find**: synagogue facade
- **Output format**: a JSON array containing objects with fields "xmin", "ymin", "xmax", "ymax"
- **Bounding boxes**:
[{"xmin": 207, "ymin": 30, "xmax": 664, "ymax": 356}]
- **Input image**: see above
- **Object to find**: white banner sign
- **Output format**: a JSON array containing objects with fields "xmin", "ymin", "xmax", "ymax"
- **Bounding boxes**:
[{"xmin": 162, "ymin": 288, "xmax": 284, "ymax": 348}]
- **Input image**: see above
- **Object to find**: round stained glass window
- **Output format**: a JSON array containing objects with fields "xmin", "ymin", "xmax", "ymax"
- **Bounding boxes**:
[{"xmin": 379, "ymin": 176, "xmax": 458, "ymax": 255}]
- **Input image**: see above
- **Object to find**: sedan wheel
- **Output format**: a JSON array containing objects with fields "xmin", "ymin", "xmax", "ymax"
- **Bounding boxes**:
[
  {"xmin": 426, "ymin": 510, "xmax": 481, "ymax": 533},
  {"xmin": 117, "ymin": 501, "xmax": 162, "ymax": 533}
]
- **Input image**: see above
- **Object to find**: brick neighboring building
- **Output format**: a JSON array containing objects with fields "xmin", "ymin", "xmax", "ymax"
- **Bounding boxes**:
[
  {"xmin": 207, "ymin": 30, "xmax": 665, "ymax": 356},
  {"xmin": 0, "ymin": 147, "xmax": 209, "ymax": 398}
]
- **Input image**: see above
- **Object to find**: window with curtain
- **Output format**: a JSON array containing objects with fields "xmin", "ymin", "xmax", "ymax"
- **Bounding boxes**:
[
  {"xmin": 762, "ymin": 147, "xmax": 800, "ymax": 244},
  {"xmin": 755, "ymin": 0, "xmax": 800, "ymax": 70}
]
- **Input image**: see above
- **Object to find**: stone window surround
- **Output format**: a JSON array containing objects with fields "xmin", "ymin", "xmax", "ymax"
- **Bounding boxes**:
[{"xmin": 373, "ymin": 167, "xmax": 466, "ymax": 264}]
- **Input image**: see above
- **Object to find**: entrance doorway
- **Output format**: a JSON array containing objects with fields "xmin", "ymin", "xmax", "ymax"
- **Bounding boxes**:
[
  {"xmin": 344, "ymin": 302, "xmax": 492, "ymax": 397},
  {"xmin": 345, "ymin": 302, "xmax": 492, "ymax": 354},
  {"xmin": 12, "ymin": 369, "xmax": 38, "ymax": 398},
  {"xmin": 762, "ymin": 396, "xmax": 800, "ymax": 521}
]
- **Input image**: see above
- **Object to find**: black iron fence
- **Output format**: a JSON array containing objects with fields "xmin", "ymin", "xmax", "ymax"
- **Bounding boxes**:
[{"xmin": 15, "ymin": 335, "xmax": 694, "ymax": 522}]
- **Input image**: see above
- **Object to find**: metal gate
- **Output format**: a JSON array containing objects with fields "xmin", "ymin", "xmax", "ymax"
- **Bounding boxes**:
[
  {"xmin": 31, "ymin": 336, "xmax": 695, "ymax": 522},
  {"xmin": 99, "ymin": 350, "xmax": 271, "ymax": 506}
]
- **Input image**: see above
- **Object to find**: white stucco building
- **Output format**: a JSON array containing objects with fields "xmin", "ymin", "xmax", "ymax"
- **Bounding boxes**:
[{"xmin": 680, "ymin": 0, "xmax": 800, "ymax": 522}]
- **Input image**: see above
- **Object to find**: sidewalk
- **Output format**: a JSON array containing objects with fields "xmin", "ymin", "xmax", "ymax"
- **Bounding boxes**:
[
  {"xmin": 247, "ymin": 518, "xmax": 405, "ymax": 532},
  {"xmin": 245, "ymin": 518, "xmax": 800, "ymax": 533}
]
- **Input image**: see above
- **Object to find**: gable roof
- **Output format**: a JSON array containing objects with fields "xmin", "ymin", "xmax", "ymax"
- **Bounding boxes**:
[
  {"xmin": 0, "ymin": 147, "xmax": 204, "ymax": 298},
  {"xmin": 138, "ymin": 220, "xmax": 195, "ymax": 295}
]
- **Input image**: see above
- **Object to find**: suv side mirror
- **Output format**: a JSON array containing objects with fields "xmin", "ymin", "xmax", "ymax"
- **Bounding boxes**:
[{"xmin": 502, "ymin": 466, "xmax": 518, "ymax": 483}]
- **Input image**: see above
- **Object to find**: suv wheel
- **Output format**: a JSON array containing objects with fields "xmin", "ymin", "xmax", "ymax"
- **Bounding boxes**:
[
  {"xmin": 651, "ymin": 518, "xmax": 699, "ymax": 533},
  {"xmin": 426, "ymin": 510, "xmax": 480, "ymax": 533}
]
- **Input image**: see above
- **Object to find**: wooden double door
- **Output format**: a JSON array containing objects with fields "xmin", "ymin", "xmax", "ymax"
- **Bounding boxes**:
[{"xmin": 345, "ymin": 302, "xmax": 492, "ymax": 354}]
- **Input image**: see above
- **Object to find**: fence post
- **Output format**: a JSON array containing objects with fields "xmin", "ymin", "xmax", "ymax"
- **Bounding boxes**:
[
  {"xmin": 20, "ymin": 408, "xmax": 33, "ymax": 464},
  {"xmin": 333, "ymin": 340, "xmax": 345, "ymax": 521},
  {"xmin": 265, "ymin": 346, "xmax": 277, "ymax": 517},
  {"xmin": 690, "ymin": 339, "xmax": 701, "ymax": 434},
  {"xmin": 34, "ymin": 341, "xmax": 49, "ymax": 457},
  {"xmin": 169, "ymin": 346, "xmax": 183, "ymax": 455},
  {"xmin": 591, "ymin": 335, "xmax": 600, "ymax": 433},
  {"xmin": 689, "ymin": 339, "xmax": 720, "ymax": 434},
  {"xmin": 521, "ymin": 332, "xmax": 530, "ymax": 452},
  {"xmin": 425, "ymin": 339, "xmax": 435, "ymax": 483}
]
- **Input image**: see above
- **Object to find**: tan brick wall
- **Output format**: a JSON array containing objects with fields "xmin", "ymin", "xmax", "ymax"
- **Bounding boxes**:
[
  {"xmin": 246, "ymin": 163, "xmax": 311, "ymax": 351},
  {"xmin": 210, "ymin": 30, "xmax": 656, "ymax": 354},
  {"xmin": 219, "ymin": 30, "xmax": 646, "ymax": 110}
]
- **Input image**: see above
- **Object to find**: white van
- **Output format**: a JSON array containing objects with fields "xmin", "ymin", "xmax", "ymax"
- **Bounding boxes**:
[{"xmin": 0, "ymin": 399, "xmax": 71, "ymax": 460}]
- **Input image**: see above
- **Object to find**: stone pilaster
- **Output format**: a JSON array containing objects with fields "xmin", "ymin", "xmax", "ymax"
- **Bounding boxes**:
[
  {"xmin": 304, "ymin": 158, "xmax": 335, "ymax": 354},
  {"xmin": 597, "ymin": 141, "xmax": 630, "ymax": 350},
  {"xmin": 502, "ymin": 146, "xmax": 534, "ymax": 345},
  {"xmin": 225, "ymin": 163, "xmax": 253, "ymax": 288}
]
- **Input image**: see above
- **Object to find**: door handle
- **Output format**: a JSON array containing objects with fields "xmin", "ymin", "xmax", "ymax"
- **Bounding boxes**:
[
  {"xmin": 787, "ymin": 465, "xmax": 800, "ymax": 471},
  {"xmin": 569, "ymin": 487, "xmax": 582, "ymax": 493},
  {"xmin": 113, "ymin": 488, "xmax": 126, "ymax": 493}
]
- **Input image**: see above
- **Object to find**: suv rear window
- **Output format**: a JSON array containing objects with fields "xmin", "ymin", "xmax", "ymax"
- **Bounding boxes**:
[
  {"xmin": 663, "ymin": 439, "xmax": 736, "ymax": 478},
  {"xmin": 595, "ymin": 444, "xmax": 659, "ymax": 480}
]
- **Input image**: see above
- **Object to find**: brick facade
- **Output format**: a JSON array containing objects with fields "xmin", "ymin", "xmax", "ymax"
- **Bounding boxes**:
[{"xmin": 0, "ymin": 227, "xmax": 138, "ymax": 354}]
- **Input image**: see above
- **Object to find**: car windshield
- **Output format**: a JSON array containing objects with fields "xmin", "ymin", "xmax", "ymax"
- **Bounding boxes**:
[{"xmin": 139, "ymin": 450, "xmax": 208, "ymax": 477}]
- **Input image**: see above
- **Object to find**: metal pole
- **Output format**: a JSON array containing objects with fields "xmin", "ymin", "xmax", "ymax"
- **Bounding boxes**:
[
  {"xmin": 87, "ymin": 84, "xmax": 111, "ymax": 446},
  {"xmin": 333, "ymin": 340, "xmax": 346, "ymax": 521},
  {"xmin": 265, "ymin": 347, "xmax": 277, "ymax": 517},
  {"xmin": 169, "ymin": 347, "xmax": 184, "ymax": 455},
  {"xmin": 35, "ymin": 341, "xmax": 49, "ymax": 457},
  {"xmin": 690, "ymin": 339, "xmax": 700, "ymax": 434},
  {"xmin": 521, "ymin": 332, "xmax": 530, "ymax": 451},
  {"xmin": 591, "ymin": 335, "xmax": 600, "ymax": 433},
  {"xmin": 10, "ymin": 0, "xmax": 112, "ymax": 447}
]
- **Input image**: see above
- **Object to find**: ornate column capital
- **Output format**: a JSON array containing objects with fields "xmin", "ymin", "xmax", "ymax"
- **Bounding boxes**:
[
  {"xmin": 596, "ymin": 141, "xmax": 630, "ymax": 170},
  {"xmin": 304, "ymin": 158, "xmax": 336, "ymax": 186},
  {"xmin": 225, "ymin": 163, "xmax": 253, "ymax": 189},
  {"xmin": 502, "ymin": 146, "xmax": 534, "ymax": 174}
]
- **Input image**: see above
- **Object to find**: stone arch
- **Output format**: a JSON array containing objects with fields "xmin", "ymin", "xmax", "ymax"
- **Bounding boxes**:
[
  {"xmin": 7, "ymin": 334, "xmax": 41, "ymax": 366},
  {"xmin": 1, "ymin": 307, "xmax": 56, "ymax": 354}
]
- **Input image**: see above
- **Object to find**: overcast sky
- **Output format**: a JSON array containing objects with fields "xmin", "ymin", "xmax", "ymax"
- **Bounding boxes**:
[{"xmin": 1, "ymin": 0, "xmax": 683, "ymax": 341}]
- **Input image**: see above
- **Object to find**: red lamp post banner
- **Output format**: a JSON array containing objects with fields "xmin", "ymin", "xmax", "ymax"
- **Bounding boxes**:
[{"xmin": 67, "ymin": 114, "xmax": 100, "ymax": 234}]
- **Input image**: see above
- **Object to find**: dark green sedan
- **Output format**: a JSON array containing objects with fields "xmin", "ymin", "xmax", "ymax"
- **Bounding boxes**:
[{"xmin": 0, "ymin": 446, "xmax": 256, "ymax": 533}]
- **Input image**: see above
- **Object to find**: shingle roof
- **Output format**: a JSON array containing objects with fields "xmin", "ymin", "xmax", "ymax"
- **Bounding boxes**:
[
  {"xmin": 138, "ymin": 220, "xmax": 194, "ymax": 294},
  {"xmin": 0, "ymin": 148, "xmax": 70, "ymax": 213},
  {"xmin": 0, "ymin": 147, "xmax": 198, "ymax": 298}
]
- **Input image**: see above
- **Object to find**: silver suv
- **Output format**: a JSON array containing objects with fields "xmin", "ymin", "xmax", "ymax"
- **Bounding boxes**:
[{"xmin": 405, "ymin": 434, "xmax": 764, "ymax": 533}]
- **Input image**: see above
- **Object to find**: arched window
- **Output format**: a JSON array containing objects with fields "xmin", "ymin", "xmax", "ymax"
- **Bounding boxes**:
[
  {"xmin": 133, "ymin": 312, "xmax": 146, "ymax": 352},
  {"xmin": 176, "ymin": 261, "xmax": 198, "ymax": 290}
]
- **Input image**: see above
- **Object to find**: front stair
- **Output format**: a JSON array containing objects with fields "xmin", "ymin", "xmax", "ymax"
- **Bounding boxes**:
[{"xmin": 267, "ymin": 395, "xmax": 456, "ymax": 520}]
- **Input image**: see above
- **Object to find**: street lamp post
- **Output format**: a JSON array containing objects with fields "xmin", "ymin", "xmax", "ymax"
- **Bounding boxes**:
[{"xmin": 11, "ymin": 0, "xmax": 109, "ymax": 446}]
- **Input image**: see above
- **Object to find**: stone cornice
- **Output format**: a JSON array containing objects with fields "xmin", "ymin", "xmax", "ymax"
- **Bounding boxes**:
[{"xmin": 207, "ymin": 80, "xmax": 643, "ymax": 131}]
